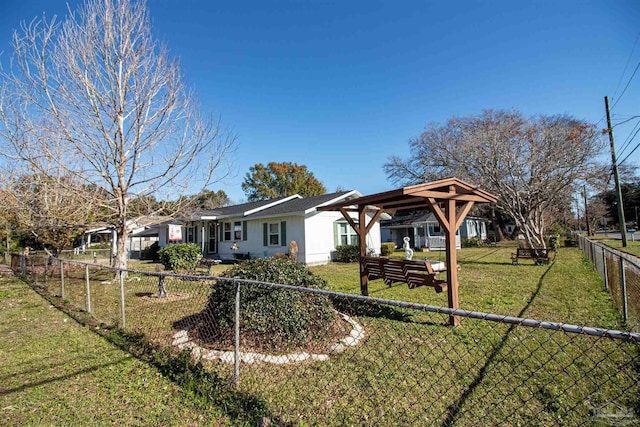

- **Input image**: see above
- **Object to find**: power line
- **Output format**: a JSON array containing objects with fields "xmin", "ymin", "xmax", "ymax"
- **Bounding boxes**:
[
  {"xmin": 612, "ymin": 30, "xmax": 640, "ymax": 100},
  {"xmin": 617, "ymin": 118, "xmax": 640, "ymax": 157},
  {"xmin": 618, "ymin": 125, "xmax": 640, "ymax": 166},
  {"xmin": 611, "ymin": 59, "xmax": 640, "ymax": 111}
]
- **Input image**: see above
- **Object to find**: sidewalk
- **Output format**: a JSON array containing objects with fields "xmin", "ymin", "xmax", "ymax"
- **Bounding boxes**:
[{"xmin": 0, "ymin": 274, "xmax": 226, "ymax": 426}]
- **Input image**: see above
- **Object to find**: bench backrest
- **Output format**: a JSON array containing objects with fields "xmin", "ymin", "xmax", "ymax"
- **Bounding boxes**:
[{"xmin": 361, "ymin": 256, "xmax": 446, "ymax": 292}]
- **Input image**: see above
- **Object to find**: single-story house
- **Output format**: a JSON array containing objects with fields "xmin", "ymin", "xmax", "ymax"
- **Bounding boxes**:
[
  {"xmin": 81, "ymin": 216, "xmax": 170, "ymax": 259},
  {"xmin": 380, "ymin": 211, "xmax": 489, "ymax": 251},
  {"xmin": 158, "ymin": 190, "xmax": 385, "ymax": 265}
]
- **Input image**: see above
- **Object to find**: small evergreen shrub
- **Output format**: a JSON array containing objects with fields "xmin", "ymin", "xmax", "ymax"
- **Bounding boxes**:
[
  {"xmin": 335, "ymin": 244, "xmax": 360, "ymax": 262},
  {"xmin": 547, "ymin": 235, "xmax": 560, "ymax": 251},
  {"xmin": 202, "ymin": 258, "xmax": 335, "ymax": 349},
  {"xmin": 142, "ymin": 242, "xmax": 160, "ymax": 261},
  {"xmin": 157, "ymin": 243, "xmax": 201, "ymax": 271},
  {"xmin": 381, "ymin": 242, "xmax": 395, "ymax": 256},
  {"xmin": 462, "ymin": 237, "xmax": 483, "ymax": 248}
]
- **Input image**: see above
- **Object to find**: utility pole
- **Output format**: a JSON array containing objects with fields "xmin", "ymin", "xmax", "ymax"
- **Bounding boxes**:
[
  {"xmin": 583, "ymin": 185, "xmax": 591, "ymax": 236},
  {"xmin": 605, "ymin": 96, "xmax": 628, "ymax": 247}
]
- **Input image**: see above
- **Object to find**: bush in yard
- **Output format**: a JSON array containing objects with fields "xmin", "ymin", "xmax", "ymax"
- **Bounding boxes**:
[
  {"xmin": 335, "ymin": 244, "xmax": 359, "ymax": 262},
  {"xmin": 462, "ymin": 237, "xmax": 483, "ymax": 248},
  {"xmin": 157, "ymin": 243, "xmax": 201, "ymax": 271},
  {"xmin": 198, "ymin": 257, "xmax": 336, "ymax": 350},
  {"xmin": 381, "ymin": 242, "xmax": 395, "ymax": 256},
  {"xmin": 142, "ymin": 242, "xmax": 160, "ymax": 261},
  {"xmin": 547, "ymin": 235, "xmax": 560, "ymax": 251}
]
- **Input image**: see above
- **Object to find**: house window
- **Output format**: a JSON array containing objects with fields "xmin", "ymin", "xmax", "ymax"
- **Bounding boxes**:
[
  {"xmin": 269, "ymin": 223, "xmax": 280, "ymax": 246},
  {"xmin": 186, "ymin": 226, "xmax": 195, "ymax": 243},
  {"xmin": 263, "ymin": 221, "xmax": 286, "ymax": 247},
  {"xmin": 223, "ymin": 222, "xmax": 232, "ymax": 241},
  {"xmin": 337, "ymin": 222, "xmax": 358, "ymax": 246},
  {"xmin": 234, "ymin": 221, "xmax": 243, "ymax": 240}
]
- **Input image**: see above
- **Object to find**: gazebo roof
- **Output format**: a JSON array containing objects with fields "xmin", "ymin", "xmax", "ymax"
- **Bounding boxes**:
[{"xmin": 318, "ymin": 177, "xmax": 497, "ymax": 213}]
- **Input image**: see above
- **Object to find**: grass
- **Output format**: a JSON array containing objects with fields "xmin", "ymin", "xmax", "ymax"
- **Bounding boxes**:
[
  {"xmin": 8, "ymin": 244, "xmax": 640, "ymax": 425},
  {"xmin": 0, "ymin": 274, "xmax": 231, "ymax": 426},
  {"xmin": 584, "ymin": 233, "xmax": 640, "ymax": 258}
]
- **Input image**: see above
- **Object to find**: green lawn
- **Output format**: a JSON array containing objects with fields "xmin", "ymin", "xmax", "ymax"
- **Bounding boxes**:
[
  {"xmin": 583, "ymin": 233, "xmax": 640, "ymax": 258},
  {"xmin": 6, "ymin": 244, "xmax": 640, "ymax": 425},
  {"xmin": 0, "ymin": 274, "xmax": 231, "ymax": 426}
]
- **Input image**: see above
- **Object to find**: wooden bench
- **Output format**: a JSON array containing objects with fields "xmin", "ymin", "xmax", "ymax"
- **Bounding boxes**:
[
  {"xmin": 361, "ymin": 256, "xmax": 447, "ymax": 293},
  {"xmin": 510, "ymin": 248, "xmax": 552, "ymax": 265}
]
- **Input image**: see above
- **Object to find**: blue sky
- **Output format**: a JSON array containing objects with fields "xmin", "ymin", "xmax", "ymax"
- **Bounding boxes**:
[{"xmin": 1, "ymin": 0, "xmax": 640, "ymax": 203}]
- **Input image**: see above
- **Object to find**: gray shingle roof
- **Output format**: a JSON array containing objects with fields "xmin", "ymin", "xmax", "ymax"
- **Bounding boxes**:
[
  {"xmin": 197, "ymin": 196, "xmax": 295, "ymax": 218},
  {"xmin": 243, "ymin": 191, "xmax": 355, "ymax": 220}
]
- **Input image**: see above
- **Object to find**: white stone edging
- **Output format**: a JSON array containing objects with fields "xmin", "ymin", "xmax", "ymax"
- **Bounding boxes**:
[{"xmin": 171, "ymin": 312, "xmax": 364, "ymax": 365}]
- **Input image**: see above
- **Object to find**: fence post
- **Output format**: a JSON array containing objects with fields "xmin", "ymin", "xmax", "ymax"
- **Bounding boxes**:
[
  {"xmin": 602, "ymin": 249, "xmax": 608, "ymax": 291},
  {"xmin": 619, "ymin": 258, "xmax": 628, "ymax": 324},
  {"xmin": 119, "ymin": 270, "xmax": 126, "ymax": 329},
  {"xmin": 60, "ymin": 260, "xmax": 65, "ymax": 299},
  {"xmin": 234, "ymin": 278, "xmax": 240, "ymax": 386},
  {"xmin": 85, "ymin": 264, "xmax": 92, "ymax": 314}
]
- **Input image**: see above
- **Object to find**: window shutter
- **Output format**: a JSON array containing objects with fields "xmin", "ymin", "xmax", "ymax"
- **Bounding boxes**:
[
  {"xmin": 242, "ymin": 221, "xmax": 247, "ymax": 241},
  {"xmin": 263, "ymin": 223, "xmax": 268, "ymax": 246},
  {"xmin": 333, "ymin": 222, "xmax": 338, "ymax": 247},
  {"xmin": 280, "ymin": 221, "xmax": 286, "ymax": 246},
  {"xmin": 219, "ymin": 223, "xmax": 223, "ymax": 242}
]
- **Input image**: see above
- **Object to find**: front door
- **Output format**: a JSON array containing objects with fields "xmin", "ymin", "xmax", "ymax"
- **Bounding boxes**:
[{"xmin": 207, "ymin": 223, "xmax": 218, "ymax": 254}]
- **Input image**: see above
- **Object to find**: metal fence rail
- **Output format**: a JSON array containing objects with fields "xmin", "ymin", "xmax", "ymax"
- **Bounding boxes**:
[
  {"xmin": 10, "ymin": 255, "xmax": 640, "ymax": 426},
  {"xmin": 578, "ymin": 235, "xmax": 640, "ymax": 331}
]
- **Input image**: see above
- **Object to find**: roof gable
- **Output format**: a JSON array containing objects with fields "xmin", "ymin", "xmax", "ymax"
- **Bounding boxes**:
[
  {"xmin": 243, "ymin": 191, "xmax": 359, "ymax": 220},
  {"xmin": 196, "ymin": 195, "xmax": 300, "ymax": 220}
]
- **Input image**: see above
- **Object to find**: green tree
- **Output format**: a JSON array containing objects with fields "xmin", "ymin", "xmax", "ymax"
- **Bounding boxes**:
[
  {"xmin": 242, "ymin": 162, "xmax": 326, "ymax": 201},
  {"xmin": 598, "ymin": 181, "xmax": 640, "ymax": 226},
  {"xmin": 195, "ymin": 189, "xmax": 231, "ymax": 209}
]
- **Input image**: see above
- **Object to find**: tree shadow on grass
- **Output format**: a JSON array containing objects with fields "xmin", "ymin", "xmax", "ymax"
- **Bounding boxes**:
[
  {"xmin": 330, "ymin": 296, "xmax": 447, "ymax": 327},
  {"xmin": 440, "ymin": 260, "xmax": 556, "ymax": 426},
  {"xmin": 0, "ymin": 358, "xmax": 131, "ymax": 396}
]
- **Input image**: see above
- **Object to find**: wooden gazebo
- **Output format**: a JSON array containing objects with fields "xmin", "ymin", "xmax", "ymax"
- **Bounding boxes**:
[{"xmin": 318, "ymin": 177, "xmax": 498, "ymax": 326}]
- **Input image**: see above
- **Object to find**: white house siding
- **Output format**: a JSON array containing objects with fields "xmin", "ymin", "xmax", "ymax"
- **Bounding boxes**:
[
  {"xmin": 304, "ymin": 212, "xmax": 340, "ymax": 265},
  {"xmin": 214, "ymin": 216, "xmax": 303, "ymax": 261},
  {"xmin": 304, "ymin": 211, "xmax": 382, "ymax": 266}
]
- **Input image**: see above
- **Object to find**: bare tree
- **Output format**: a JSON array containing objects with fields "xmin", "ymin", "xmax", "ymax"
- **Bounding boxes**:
[
  {"xmin": 0, "ymin": 0, "xmax": 235, "ymax": 271},
  {"xmin": 384, "ymin": 110, "xmax": 603, "ymax": 248},
  {"xmin": 1, "ymin": 166, "xmax": 101, "ymax": 255}
]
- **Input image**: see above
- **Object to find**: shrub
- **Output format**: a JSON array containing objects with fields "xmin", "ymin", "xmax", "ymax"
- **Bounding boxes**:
[
  {"xmin": 203, "ymin": 258, "xmax": 335, "ymax": 349},
  {"xmin": 462, "ymin": 237, "xmax": 483, "ymax": 248},
  {"xmin": 142, "ymin": 242, "xmax": 160, "ymax": 261},
  {"xmin": 381, "ymin": 242, "xmax": 395, "ymax": 256},
  {"xmin": 335, "ymin": 244, "xmax": 359, "ymax": 262},
  {"xmin": 157, "ymin": 243, "xmax": 201, "ymax": 271},
  {"xmin": 547, "ymin": 235, "xmax": 560, "ymax": 251}
]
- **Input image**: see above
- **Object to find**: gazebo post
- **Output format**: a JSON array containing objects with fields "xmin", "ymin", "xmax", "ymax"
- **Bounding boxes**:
[
  {"xmin": 445, "ymin": 196, "xmax": 460, "ymax": 326},
  {"xmin": 358, "ymin": 207, "xmax": 369, "ymax": 296}
]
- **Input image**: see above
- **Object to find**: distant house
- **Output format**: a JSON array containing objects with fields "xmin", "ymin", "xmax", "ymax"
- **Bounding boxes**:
[
  {"xmin": 380, "ymin": 211, "xmax": 489, "ymax": 251},
  {"xmin": 81, "ymin": 216, "xmax": 171, "ymax": 259},
  {"xmin": 157, "ymin": 191, "xmax": 384, "ymax": 265}
]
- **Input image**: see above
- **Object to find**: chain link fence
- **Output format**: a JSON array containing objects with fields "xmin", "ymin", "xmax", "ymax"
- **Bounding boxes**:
[
  {"xmin": 8, "ymin": 254, "xmax": 640, "ymax": 426},
  {"xmin": 578, "ymin": 235, "xmax": 640, "ymax": 332}
]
